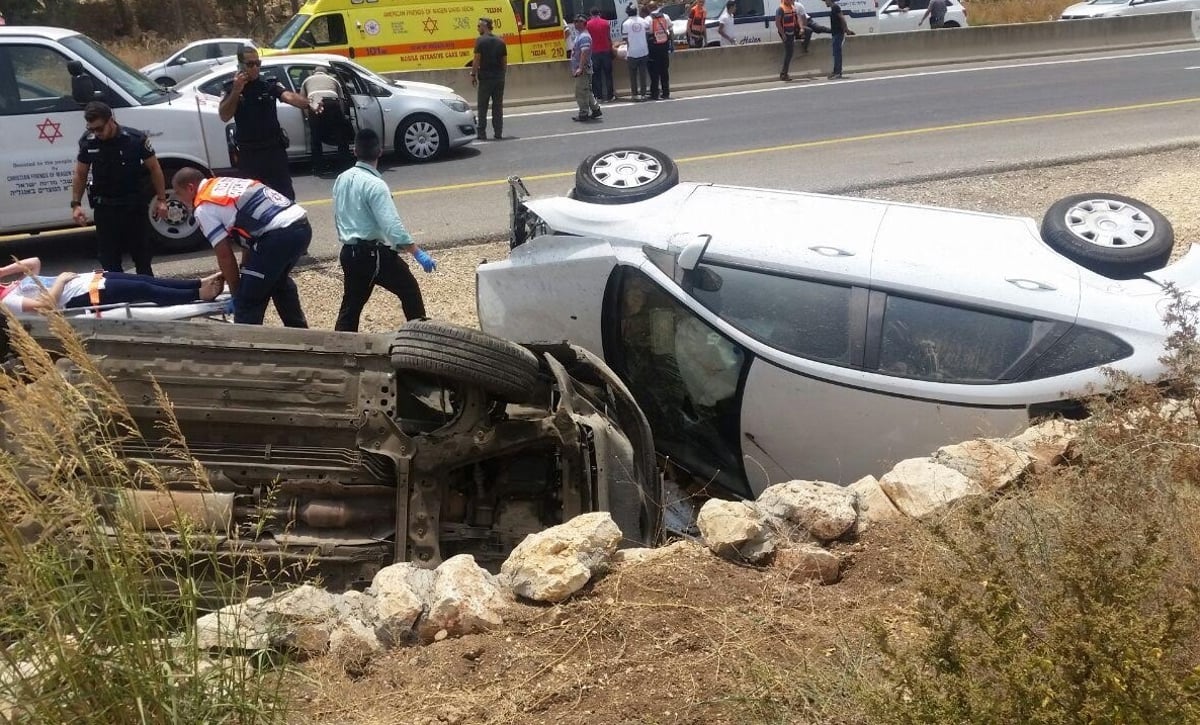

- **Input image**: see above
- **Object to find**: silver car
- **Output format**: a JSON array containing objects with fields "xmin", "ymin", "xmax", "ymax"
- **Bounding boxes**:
[
  {"xmin": 178, "ymin": 53, "xmax": 476, "ymax": 163},
  {"xmin": 477, "ymin": 147, "xmax": 1188, "ymax": 500},
  {"xmin": 139, "ymin": 37, "xmax": 252, "ymax": 87}
]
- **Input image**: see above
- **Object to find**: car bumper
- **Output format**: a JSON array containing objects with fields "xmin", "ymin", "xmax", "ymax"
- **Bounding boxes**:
[{"xmin": 446, "ymin": 109, "xmax": 478, "ymax": 148}]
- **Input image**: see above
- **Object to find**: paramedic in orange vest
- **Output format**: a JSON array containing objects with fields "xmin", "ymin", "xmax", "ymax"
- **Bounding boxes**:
[
  {"xmin": 686, "ymin": 0, "xmax": 707, "ymax": 48},
  {"xmin": 171, "ymin": 168, "xmax": 311, "ymax": 327},
  {"xmin": 648, "ymin": 3, "xmax": 674, "ymax": 100},
  {"xmin": 776, "ymin": 0, "xmax": 808, "ymax": 81}
]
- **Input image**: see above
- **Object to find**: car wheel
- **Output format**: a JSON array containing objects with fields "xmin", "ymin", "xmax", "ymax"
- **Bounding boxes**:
[
  {"xmin": 154, "ymin": 76, "xmax": 176, "ymax": 87},
  {"xmin": 941, "ymin": 21, "xmax": 960, "ymax": 27},
  {"xmin": 395, "ymin": 114, "xmax": 448, "ymax": 163},
  {"xmin": 145, "ymin": 164, "xmax": 206, "ymax": 253},
  {"xmin": 573, "ymin": 146, "xmax": 680, "ymax": 205},
  {"xmin": 390, "ymin": 321, "xmax": 540, "ymax": 402},
  {"xmin": 1041, "ymin": 193, "xmax": 1174, "ymax": 277}
]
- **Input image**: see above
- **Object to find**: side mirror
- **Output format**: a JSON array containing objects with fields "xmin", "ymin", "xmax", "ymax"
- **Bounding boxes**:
[
  {"xmin": 172, "ymin": 55, "xmax": 189, "ymax": 65},
  {"xmin": 69, "ymin": 63, "xmax": 100, "ymax": 104},
  {"xmin": 678, "ymin": 233, "xmax": 712, "ymax": 271}
]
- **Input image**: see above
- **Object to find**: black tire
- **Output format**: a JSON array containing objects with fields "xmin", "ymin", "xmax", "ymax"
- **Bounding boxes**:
[
  {"xmin": 394, "ymin": 114, "xmax": 449, "ymax": 163},
  {"xmin": 146, "ymin": 163, "xmax": 207, "ymax": 253},
  {"xmin": 154, "ymin": 76, "xmax": 176, "ymax": 87},
  {"xmin": 389, "ymin": 321, "xmax": 540, "ymax": 402},
  {"xmin": 1041, "ymin": 193, "xmax": 1174, "ymax": 278},
  {"xmin": 941, "ymin": 21, "xmax": 960, "ymax": 27},
  {"xmin": 573, "ymin": 146, "xmax": 679, "ymax": 205}
]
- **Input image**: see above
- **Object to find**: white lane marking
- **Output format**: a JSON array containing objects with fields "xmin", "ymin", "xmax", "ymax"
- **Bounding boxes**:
[
  {"xmin": 1186, "ymin": 65, "xmax": 1200, "ymax": 69},
  {"xmin": 515, "ymin": 118, "xmax": 710, "ymax": 141},
  {"xmin": 506, "ymin": 46, "xmax": 1200, "ymax": 118}
]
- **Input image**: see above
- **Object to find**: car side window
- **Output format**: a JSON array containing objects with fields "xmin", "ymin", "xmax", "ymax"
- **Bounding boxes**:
[
  {"xmin": 1017, "ymin": 326, "xmax": 1132, "ymax": 381},
  {"xmin": 688, "ymin": 264, "xmax": 854, "ymax": 365},
  {"xmin": 878, "ymin": 296, "xmax": 1034, "ymax": 383},
  {"xmin": 612, "ymin": 267, "xmax": 748, "ymax": 493},
  {"xmin": 3, "ymin": 45, "xmax": 78, "ymax": 115},
  {"xmin": 217, "ymin": 43, "xmax": 244, "ymax": 59},
  {"xmin": 737, "ymin": 0, "xmax": 765, "ymax": 16},
  {"xmin": 198, "ymin": 73, "xmax": 232, "ymax": 97}
]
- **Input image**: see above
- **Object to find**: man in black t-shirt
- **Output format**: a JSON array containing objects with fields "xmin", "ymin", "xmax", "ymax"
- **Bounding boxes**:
[
  {"xmin": 218, "ymin": 46, "xmax": 309, "ymax": 199},
  {"xmin": 472, "ymin": 18, "xmax": 508, "ymax": 140},
  {"xmin": 823, "ymin": 0, "xmax": 855, "ymax": 79}
]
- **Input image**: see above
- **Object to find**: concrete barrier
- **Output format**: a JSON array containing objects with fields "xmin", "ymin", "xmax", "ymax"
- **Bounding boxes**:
[{"xmin": 386, "ymin": 12, "xmax": 1199, "ymax": 107}]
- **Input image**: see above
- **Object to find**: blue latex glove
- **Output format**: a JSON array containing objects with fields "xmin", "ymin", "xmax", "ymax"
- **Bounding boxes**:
[{"xmin": 414, "ymin": 248, "xmax": 437, "ymax": 273}]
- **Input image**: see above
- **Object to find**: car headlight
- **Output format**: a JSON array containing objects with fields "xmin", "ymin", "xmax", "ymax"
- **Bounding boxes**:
[{"xmin": 441, "ymin": 98, "xmax": 470, "ymax": 113}]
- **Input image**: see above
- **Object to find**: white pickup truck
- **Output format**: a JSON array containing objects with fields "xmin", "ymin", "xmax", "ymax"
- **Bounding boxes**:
[{"xmin": 0, "ymin": 26, "xmax": 236, "ymax": 251}]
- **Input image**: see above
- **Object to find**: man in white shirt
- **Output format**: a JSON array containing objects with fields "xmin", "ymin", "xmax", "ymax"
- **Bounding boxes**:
[
  {"xmin": 718, "ymin": 1, "xmax": 737, "ymax": 46},
  {"xmin": 621, "ymin": 4, "xmax": 650, "ymax": 100}
]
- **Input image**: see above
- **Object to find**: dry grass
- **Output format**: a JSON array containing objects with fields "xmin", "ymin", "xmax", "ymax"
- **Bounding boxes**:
[{"xmin": 964, "ymin": 0, "xmax": 1078, "ymax": 25}]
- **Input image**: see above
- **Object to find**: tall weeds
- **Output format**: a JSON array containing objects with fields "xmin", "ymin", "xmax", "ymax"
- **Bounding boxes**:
[
  {"xmin": 860, "ymin": 293, "xmax": 1200, "ymax": 722},
  {"xmin": 0, "ymin": 313, "xmax": 293, "ymax": 724}
]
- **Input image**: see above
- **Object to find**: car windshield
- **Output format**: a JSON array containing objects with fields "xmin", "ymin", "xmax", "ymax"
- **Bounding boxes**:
[
  {"xmin": 270, "ymin": 14, "xmax": 311, "ymax": 49},
  {"xmin": 61, "ymin": 34, "xmax": 171, "ymax": 104}
]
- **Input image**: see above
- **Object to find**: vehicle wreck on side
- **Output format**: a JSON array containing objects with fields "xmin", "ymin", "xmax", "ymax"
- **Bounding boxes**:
[
  {"xmin": 478, "ymin": 146, "xmax": 1194, "ymax": 501},
  {"xmin": 6, "ymin": 318, "xmax": 661, "ymax": 591}
]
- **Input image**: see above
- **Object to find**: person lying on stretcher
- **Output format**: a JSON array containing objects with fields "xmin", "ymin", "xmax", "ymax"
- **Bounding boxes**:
[{"xmin": 0, "ymin": 258, "xmax": 223, "ymax": 314}]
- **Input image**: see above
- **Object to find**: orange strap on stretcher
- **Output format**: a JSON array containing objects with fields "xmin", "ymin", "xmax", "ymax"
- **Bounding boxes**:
[{"xmin": 88, "ymin": 272, "xmax": 102, "ymax": 310}]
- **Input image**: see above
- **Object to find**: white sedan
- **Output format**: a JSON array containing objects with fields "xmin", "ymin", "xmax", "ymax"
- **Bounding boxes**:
[
  {"xmin": 477, "ymin": 147, "xmax": 1187, "ymax": 500},
  {"xmin": 178, "ymin": 54, "xmax": 476, "ymax": 163},
  {"xmin": 1060, "ymin": 0, "xmax": 1200, "ymax": 19},
  {"xmin": 139, "ymin": 37, "xmax": 252, "ymax": 87}
]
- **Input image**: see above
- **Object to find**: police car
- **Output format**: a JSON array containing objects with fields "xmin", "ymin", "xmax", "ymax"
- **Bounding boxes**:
[
  {"xmin": 477, "ymin": 146, "xmax": 1187, "ymax": 500},
  {"xmin": 177, "ymin": 54, "xmax": 476, "ymax": 163}
]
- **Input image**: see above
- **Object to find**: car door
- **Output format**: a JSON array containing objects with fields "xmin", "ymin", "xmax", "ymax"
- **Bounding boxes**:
[
  {"xmin": 270, "ymin": 65, "xmax": 312, "ymax": 161},
  {"xmin": 876, "ymin": 0, "xmax": 925, "ymax": 33},
  {"xmin": 329, "ymin": 61, "xmax": 384, "ymax": 144},
  {"xmin": 0, "ymin": 41, "xmax": 90, "ymax": 232}
]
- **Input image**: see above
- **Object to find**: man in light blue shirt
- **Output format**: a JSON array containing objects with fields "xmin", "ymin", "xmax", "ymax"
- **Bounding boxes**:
[{"xmin": 332, "ymin": 128, "xmax": 437, "ymax": 332}]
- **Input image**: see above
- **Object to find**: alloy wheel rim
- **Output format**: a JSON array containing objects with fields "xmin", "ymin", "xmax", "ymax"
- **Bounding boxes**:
[{"xmin": 590, "ymin": 150, "xmax": 663, "ymax": 189}]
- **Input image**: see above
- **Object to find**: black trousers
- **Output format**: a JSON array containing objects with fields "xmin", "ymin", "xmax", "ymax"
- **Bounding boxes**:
[
  {"xmin": 94, "ymin": 203, "xmax": 153, "ymax": 276},
  {"xmin": 237, "ymin": 142, "xmax": 295, "ymax": 201},
  {"xmin": 236, "ymin": 219, "xmax": 311, "ymax": 327},
  {"xmin": 780, "ymin": 35, "xmax": 795, "ymax": 76},
  {"xmin": 310, "ymin": 100, "xmax": 353, "ymax": 170},
  {"xmin": 648, "ymin": 44, "xmax": 671, "ymax": 98},
  {"xmin": 335, "ymin": 244, "xmax": 426, "ymax": 332},
  {"xmin": 476, "ymin": 77, "xmax": 505, "ymax": 137}
]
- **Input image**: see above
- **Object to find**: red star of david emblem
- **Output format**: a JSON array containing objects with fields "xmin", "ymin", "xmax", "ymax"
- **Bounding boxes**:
[
  {"xmin": 423, "ymin": 16, "xmax": 438, "ymax": 34},
  {"xmin": 36, "ymin": 118, "xmax": 63, "ymax": 144}
]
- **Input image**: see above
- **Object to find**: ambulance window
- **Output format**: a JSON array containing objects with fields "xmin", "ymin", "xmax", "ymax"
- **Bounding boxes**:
[
  {"xmin": 510, "ymin": 0, "xmax": 526, "ymax": 26},
  {"xmin": 3, "ymin": 45, "xmax": 78, "ymax": 115},
  {"xmin": 302, "ymin": 15, "xmax": 349, "ymax": 47},
  {"xmin": 526, "ymin": 0, "xmax": 561, "ymax": 29}
]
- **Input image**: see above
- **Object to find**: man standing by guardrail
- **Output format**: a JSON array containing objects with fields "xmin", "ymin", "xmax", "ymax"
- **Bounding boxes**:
[
  {"xmin": 776, "ymin": 0, "xmax": 803, "ymax": 81},
  {"xmin": 919, "ymin": 0, "xmax": 948, "ymax": 29},
  {"xmin": 472, "ymin": 17, "xmax": 507, "ymax": 140},
  {"xmin": 824, "ymin": 0, "xmax": 854, "ymax": 79},
  {"xmin": 586, "ymin": 7, "xmax": 615, "ymax": 102},
  {"xmin": 570, "ymin": 14, "xmax": 604, "ymax": 121}
]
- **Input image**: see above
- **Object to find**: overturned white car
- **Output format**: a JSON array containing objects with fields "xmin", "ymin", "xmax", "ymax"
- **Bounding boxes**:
[{"xmin": 477, "ymin": 146, "xmax": 1190, "ymax": 499}]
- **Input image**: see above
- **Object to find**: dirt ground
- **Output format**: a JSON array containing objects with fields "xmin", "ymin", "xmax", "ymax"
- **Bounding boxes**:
[
  {"xmin": 272, "ymin": 146, "xmax": 1200, "ymax": 332},
  {"xmin": 290, "ymin": 146, "xmax": 1200, "ymax": 724}
]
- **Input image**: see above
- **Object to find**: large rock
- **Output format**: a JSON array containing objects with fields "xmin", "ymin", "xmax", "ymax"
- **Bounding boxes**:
[
  {"xmin": 500, "ymin": 512, "xmax": 623, "ymax": 603},
  {"xmin": 419, "ymin": 555, "xmax": 509, "ymax": 640},
  {"xmin": 193, "ymin": 585, "xmax": 345, "ymax": 655},
  {"xmin": 933, "ymin": 439, "xmax": 1032, "ymax": 491},
  {"xmin": 370, "ymin": 563, "xmax": 436, "ymax": 639},
  {"xmin": 772, "ymin": 545, "xmax": 842, "ymax": 584},
  {"xmin": 1008, "ymin": 419, "xmax": 1076, "ymax": 469},
  {"xmin": 879, "ymin": 457, "xmax": 984, "ymax": 519},
  {"xmin": 193, "ymin": 597, "xmax": 273, "ymax": 651},
  {"xmin": 696, "ymin": 499, "xmax": 775, "ymax": 563},
  {"xmin": 848, "ymin": 475, "xmax": 902, "ymax": 534},
  {"xmin": 612, "ymin": 540, "xmax": 699, "ymax": 567},
  {"xmin": 756, "ymin": 480, "xmax": 857, "ymax": 543}
]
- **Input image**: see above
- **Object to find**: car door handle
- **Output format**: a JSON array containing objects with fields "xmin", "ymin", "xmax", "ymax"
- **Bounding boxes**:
[
  {"xmin": 1006, "ymin": 277, "xmax": 1057, "ymax": 291},
  {"xmin": 809, "ymin": 245, "xmax": 854, "ymax": 257}
]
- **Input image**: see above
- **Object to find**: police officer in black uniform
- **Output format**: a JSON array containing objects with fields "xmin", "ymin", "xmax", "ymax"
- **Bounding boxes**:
[
  {"xmin": 70, "ymin": 101, "xmax": 168, "ymax": 276},
  {"xmin": 219, "ymin": 46, "xmax": 309, "ymax": 200}
]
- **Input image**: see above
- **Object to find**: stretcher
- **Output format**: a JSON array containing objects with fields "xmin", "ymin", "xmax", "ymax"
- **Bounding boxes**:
[{"xmin": 60, "ymin": 294, "xmax": 233, "ymax": 321}]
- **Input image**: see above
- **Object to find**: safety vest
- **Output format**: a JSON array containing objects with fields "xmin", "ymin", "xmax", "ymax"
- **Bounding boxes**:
[
  {"xmin": 688, "ymin": 5, "xmax": 707, "ymax": 35},
  {"xmin": 779, "ymin": 3, "xmax": 798, "ymax": 32},
  {"xmin": 652, "ymin": 15, "xmax": 671, "ymax": 44},
  {"xmin": 196, "ymin": 177, "xmax": 293, "ymax": 246}
]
